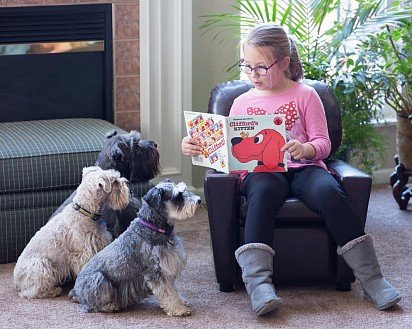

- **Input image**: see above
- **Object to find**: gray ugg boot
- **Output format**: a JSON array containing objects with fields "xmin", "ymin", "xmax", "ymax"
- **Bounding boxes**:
[
  {"xmin": 337, "ymin": 234, "xmax": 401, "ymax": 310},
  {"xmin": 235, "ymin": 243, "xmax": 283, "ymax": 316}
]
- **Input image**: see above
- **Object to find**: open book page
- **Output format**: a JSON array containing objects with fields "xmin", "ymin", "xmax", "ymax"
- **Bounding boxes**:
[
  {"xmin": 227, "ymin": 114, "xmax": 288, "ymax": 174},
  {"xmin": 184, "ymin": 111, "xmax": 230, "ymax": 173}
]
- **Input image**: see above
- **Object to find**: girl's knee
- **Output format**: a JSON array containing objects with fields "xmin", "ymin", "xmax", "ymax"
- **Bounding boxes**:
[
  {"xmin": 244, "ymin": 173, "xmax": 288, "ymax": 197},
  {"xmin": 249, "ymin": 183, "xmax": 287, "ymax": 204},
  {"xmin": 300, "ymin": 181, "xmax": 346, "ymax": 209}
]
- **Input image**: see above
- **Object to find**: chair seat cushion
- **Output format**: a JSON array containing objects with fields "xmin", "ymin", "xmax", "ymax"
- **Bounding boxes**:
[
  {"xmin": 0, "ymin": 118, "xmax": 123, "ymax": 194},
  {"xmin": 0, "ymin": 181, "xmax": 151, "ymax": 212},
  {"xmin": 240, "ymin": 196, "xmax": 322, "ymax": 225}
]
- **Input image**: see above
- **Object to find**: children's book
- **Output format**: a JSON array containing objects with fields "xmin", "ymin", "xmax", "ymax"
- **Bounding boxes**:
[{"xmin": 184, "ymin": 111, "xmax": 288, "ymax": 174}]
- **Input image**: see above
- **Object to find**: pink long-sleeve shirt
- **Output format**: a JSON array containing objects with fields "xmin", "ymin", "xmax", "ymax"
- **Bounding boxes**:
[{"xmin": 229, "ymin": 82, "xmax": 331, "ymax": 170}]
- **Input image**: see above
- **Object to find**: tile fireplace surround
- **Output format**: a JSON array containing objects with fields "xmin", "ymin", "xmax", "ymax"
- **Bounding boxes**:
[{"xmin": 0, "ymin": 0, "xmax": 141, "ymax": 132}]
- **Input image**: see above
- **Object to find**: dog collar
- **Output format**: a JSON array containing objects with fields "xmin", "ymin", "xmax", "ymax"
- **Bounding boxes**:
[
  {"xmin": 137, "ymin": 217, "xmax": 173, "ymax": 235},
  {"xmin": 73, "ymin": 203, "xmax": 101, "ymax": 221}
]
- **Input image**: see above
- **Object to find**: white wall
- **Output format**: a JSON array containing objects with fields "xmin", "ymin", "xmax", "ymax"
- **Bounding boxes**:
[
  {"xmin": 191, "ymin": 0, "xmax": 239, "ymax": 188},
  {"xmin": 140, "ymin": 0, "xmax": 193, "ymax": 185},
  {"xmin": 372, "ymin": 122, "xmax": 397, "ymax": 184}
]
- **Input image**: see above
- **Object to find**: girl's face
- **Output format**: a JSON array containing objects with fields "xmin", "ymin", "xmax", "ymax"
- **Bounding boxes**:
[{"xmin": 242, "ymin": 43, "xmax": 289, "ymax": 95}]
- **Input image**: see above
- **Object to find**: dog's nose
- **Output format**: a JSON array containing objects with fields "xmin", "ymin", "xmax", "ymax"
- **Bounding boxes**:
[
  {"xmin": 231, "ymin": 137, "xmax": 242, "ymax": 146},
  {"xmin": 196, "ymin": 198, "xmax": 202, "ymax": 205}
]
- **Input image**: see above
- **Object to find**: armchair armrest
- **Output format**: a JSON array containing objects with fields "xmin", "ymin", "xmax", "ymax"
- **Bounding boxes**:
[
  {"xmin": 204, "ymin": 169, "xmax": 239, "ymax": 291},
  {"xmin": 327, "ymin": 160, "xmax": 372, "ymax": 225}
]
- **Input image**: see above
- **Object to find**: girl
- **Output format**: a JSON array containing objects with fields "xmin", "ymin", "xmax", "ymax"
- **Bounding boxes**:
[{"xmin": 182, "ymin": 23, "xmax": 400, "ymax": 316}]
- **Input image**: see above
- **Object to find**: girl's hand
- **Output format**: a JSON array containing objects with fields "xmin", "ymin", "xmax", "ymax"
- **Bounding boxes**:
[
  {"xmin": 281, "ymin": 140, "xmax": 315, "ymax": 160},
  {"xmin": 181, "ymin": 136, "xmax": 203, "ymax": 156}
]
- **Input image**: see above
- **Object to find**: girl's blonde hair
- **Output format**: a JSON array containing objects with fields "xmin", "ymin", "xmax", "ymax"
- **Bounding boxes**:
[{"xmin": 242, "ymin": 23, "xmax": 303, "ymax": 81}]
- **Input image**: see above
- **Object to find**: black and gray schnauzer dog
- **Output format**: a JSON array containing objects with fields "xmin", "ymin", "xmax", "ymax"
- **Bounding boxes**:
[
  {"xmin": 52, "ymin": 130, "xmax": 160, "ymax": 237},
  {"xmin": 96, "ymin": 130, "xmax": 159, "ymax": 183},
  {"xmin": 68, "ymin": 179, "xmax": 201, "ymax": 317}
]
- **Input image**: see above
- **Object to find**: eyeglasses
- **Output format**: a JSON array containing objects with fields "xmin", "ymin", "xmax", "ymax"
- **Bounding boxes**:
[{"xmin": 238, "ymin": 60, "xmax": 278, "ymax": 76}]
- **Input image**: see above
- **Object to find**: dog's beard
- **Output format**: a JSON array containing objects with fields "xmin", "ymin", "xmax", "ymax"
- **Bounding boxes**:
[
  {"xmin": 166, "ymin": 201, "xmax": 199, "ymax": 223},
  {"xmin": 107, "ymin": 183, "xmax": 130, "ymax": 211},
  {"xmin": 131, "ymin": 148, "xmax": 160, "ymax": 182}
]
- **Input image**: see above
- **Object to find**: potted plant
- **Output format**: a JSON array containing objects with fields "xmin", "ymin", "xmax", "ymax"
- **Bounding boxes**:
[
  {"xmin": 360, "ymin": 20, "xmax": 411, "ymax": 170},
  {"xmin": 199, "ymin": 0, "xmax": 411, "ymax": 173}
]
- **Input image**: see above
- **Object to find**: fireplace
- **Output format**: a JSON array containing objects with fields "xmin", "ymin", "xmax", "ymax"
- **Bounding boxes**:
[{"xmin": 0, "ymin": 4, "xmax": 113, "ymax": 123}]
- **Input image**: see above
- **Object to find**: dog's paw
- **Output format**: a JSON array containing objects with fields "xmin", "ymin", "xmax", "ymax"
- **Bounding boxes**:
[
  {"xmin": 165, "ymin": 304, "xmax": 192, "ymax": 317},
  {"xmin": 21, "ymin": 286, "xmax": 62, "ymax": 299},
  {"xmin": 68, "ymin": 289, "xmax": 79, "ymax": 303},
  {"xmin": 100, "ymin": 303, "xmax": 120, "ymax": 313}
]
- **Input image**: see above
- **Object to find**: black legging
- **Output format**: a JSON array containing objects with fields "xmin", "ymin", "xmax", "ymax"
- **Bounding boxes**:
[{"xmin": 241, "ymin": 166, "xmax": 365, "ymax": 246}]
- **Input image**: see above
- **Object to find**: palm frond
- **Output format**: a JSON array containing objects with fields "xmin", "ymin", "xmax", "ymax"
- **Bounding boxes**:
[
  {"xmin": 240, "ymin": 0, "xmax": 262, "ymax": 19},
  {"xmin": 263, "ymin": 0, "xmax": 270, "ymax": 21},
  {"xmin": 326, "ymin": 0, "xmax": 412, "ymax": 58}
]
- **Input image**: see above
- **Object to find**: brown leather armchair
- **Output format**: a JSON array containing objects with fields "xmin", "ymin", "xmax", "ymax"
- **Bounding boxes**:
[{"xmin": 204, "ymin": 79, "xmax": 372, "ymax": 292}]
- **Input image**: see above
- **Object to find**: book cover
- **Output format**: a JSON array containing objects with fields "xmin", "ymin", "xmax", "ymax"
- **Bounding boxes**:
[{"xmin": 184, "ymin": 111, "xmax": 287, "ymax": 174}]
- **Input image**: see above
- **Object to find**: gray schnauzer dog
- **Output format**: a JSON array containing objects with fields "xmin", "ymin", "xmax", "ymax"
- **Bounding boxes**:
[
  {"xmin": 14, "ymin": 166, "xmax": 130, "ymax": 299},
  {"xmin": 52, "ymin": 130, "xmax": 160, "ymax": 237},
  {"xmin": 68, "ymin": 179, "xmax": 201, "ymax": 316}
]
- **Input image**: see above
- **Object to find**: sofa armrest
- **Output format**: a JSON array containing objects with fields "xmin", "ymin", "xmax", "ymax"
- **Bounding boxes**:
[
  {"xmin": 204, "ymin": 169, "xmax": 239, "ymax": 291},
  {"xmin": 327, "ymin": 160, "xmax": 372, "ymax": 225}
]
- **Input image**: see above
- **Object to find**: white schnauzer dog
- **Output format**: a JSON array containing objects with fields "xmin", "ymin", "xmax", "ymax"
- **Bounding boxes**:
[
  {"xmin": 13, "ymin": 166, "xmax": 130, "ymax": 299},
  {"xmin": 68, "ymin": 179, "xmax": 201, "ymax": 316},
  {"xmin": 51, "ymin": 130, "xmax": 160, "ymax": 238}
]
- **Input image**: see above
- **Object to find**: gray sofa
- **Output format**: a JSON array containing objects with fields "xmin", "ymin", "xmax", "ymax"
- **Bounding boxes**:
[{"xmin": 0, "ymin": 118, "xmax": 150, "ymax": 264}]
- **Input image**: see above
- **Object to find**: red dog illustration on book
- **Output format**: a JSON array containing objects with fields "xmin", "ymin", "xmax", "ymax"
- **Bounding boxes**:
[{"xmin": 231, "ymin": 128, "xmax": 286, "ymax": 172}]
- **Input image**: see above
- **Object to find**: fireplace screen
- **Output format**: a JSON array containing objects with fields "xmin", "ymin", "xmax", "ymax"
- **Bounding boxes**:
[{"xmin": 0, "ymin": 4, "xmax": 113, "ymax": 123}]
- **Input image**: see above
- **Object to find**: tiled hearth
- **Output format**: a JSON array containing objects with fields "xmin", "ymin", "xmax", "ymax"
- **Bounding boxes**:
[{"xmin": 0, "ymin": 0, "xmax": 141, "ymax": 132}]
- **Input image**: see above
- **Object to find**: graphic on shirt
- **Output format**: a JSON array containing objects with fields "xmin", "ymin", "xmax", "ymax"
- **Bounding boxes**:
[
  {"xmin": 247, "ymin": 101, "xmax": 303, "ymax": 163},
  {"xmin": 247, "ymin": 106, "xmax": 267, "ymax": 115},
  {"xmin": 246, "ymin": 101, "xmax": 299, "ymax": 131},
  {"xmin": 273, "ymin": 101, "xmax": 299, "ymax": 130}
]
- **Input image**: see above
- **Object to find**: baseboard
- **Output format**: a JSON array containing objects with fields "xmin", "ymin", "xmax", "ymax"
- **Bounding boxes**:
[{"xmin": 372, "ymin": 168, "xmax": 394, "ymax": 185}]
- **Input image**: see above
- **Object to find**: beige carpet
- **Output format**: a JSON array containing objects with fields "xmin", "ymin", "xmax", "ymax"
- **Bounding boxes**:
[{"xmin": 1, "ymin": 184, "xmax": 411, "ymax": 329}]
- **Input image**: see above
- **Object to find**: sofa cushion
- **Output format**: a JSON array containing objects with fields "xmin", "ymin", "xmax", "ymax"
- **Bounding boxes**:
[
  {"xmin": 0, "ymin": 118, "xmax": 123, "ymax": 194},
  {"xmin": 0, "ymin": 181, "xmax": 151, "ymax": 264}
]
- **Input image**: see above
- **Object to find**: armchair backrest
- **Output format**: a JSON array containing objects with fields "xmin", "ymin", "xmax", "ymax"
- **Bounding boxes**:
[{"xmin": 208, "ymin": 79, "xmax": 342, "ymax": 158}]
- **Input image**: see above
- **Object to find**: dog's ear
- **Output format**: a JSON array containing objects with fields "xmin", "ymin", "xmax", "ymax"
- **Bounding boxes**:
[
  {"xmin": 175, "ymin": 182, "xmax": 187, "ymax": 194},
  {"xmin": 105, "ymin": 130, "xmax": 118, "ymax": 139},
  {"xmin": 129, "ymin": 131, "xmax": 142, "ymax": 152},
  {"xmin": 128, "ymin": 130, "xmax": 141, "ymax": 140},
  {"xmin": 110, "ymin": 144, "xmax": 124, "ymax": 161},
  {"xmin": 82, "ymin": 166, "xmax": 101, "ymax": 179},
  {"xmin": 143, "ymin": 187, "xmax": 163, "ymax": 208},
  {"xmin": 262, "ymin": 130, "xmax": 284, "ymax": 170}
]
